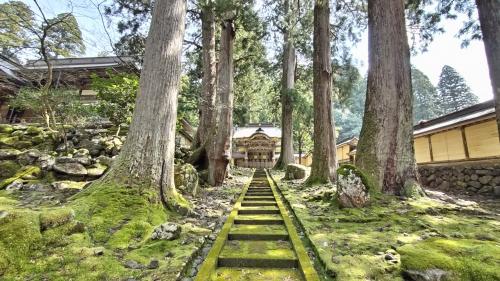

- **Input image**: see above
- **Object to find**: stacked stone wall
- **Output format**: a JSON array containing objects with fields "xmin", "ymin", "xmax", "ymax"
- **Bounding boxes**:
[{"xmin": 418, "ymin": 159, "xmax": 500, "ymax": 197}]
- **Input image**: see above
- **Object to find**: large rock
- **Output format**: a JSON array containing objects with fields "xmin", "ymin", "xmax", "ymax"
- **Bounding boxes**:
[
  {"xmin": 0, "ymin": 160, "xmax": 20, "ymax": 179},
  {"xmin": 0, "ymin": 124, "xmax": 13, "ymax": 134},
  {"xmin": 53, "ymin": 162, "xmax": 88, "ymax": 176},
  {"xmin": 87, "ymin": 163, "xmax": 108, "ymax": 177},
  {"xmin": 39, "ymin": 154, "xmax": 56, "ymax": 170},
  {"xmin": 0, "ymin": 149, "xmax": 21, "ymax": 160},
  {"xmin": 336, "ymin": 165, "xmax": 370, "ymax": 208},
  {"xmin": 151, "ymin": 222, "xmax": 181, "ymax": 240},
  {"xmin": 402, "ymin": 269, "xmax": 449, "ymax": 281},
  {"xmin": 285, "ymin": 164, "xmax": 307, "ymax": 180},
  {"xmin": 174, "ymin": 163, "xmax": 199, "ymax": 196}
]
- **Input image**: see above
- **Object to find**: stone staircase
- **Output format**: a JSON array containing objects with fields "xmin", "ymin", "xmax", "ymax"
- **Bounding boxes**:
[{"xmin": 195, "ymin": 169, "xmax": 319, "ymax": 281}]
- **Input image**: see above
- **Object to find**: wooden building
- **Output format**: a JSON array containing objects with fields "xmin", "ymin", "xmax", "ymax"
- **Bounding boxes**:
[
  {"xmin": 0, "ymin": 56, "xmax": 137, "ymax": 123},
  {"xmin": 336, "ymin": 100, "xmax": 499, "ymax": 165},
  {"xmin": 232, "ymin": 124, "xmax": 281, "ymax": 168},
  {"xmin": 413, "ymin": 100, "xmax": 499, "ymax": 163}
]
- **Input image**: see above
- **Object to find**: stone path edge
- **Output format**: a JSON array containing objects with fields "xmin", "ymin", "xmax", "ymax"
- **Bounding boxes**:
[
  {"xmin": 193, "ymin": 179, "xmax": 251, "ymax": 280},
  {"xmin": 265, "ymin": 170, "xmax": 320, "ymax": 281},
  {"xmin": 267, "ymin": 172, "xmax": 332, "ymax": 279}
]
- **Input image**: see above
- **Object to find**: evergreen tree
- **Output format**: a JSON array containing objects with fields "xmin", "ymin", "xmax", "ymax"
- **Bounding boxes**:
[
  {"xmin": 412, "ymin": 67, "xmax": 440, "ymax": 123},
  {"xmin": 436, "ymin": 65, "xmax": 479, "ymax": 115}
]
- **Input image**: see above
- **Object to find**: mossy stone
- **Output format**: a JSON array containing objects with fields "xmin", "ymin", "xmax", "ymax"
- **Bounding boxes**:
[
  {"xmin": 26, "ymin": 126, "xmax": 43, "ymax": 135},
  {"xmin": 0, "ymin": 136, "xmax": 19, "ymax": 147},
  {"xmin": 337, "ymin": 164, "xmax": 375, "ymax": 191},
  {"xmin": 31, "ymin": 134, "xmax": 46, "ymax": 145},
  {"xmin": 0, "ymin": 165, "xmax": 41, "ymax": 189},
  {"xmin": 0, "ymin": 148, "xmax": 22, "ymax": 160},
  {"xmin": 13, "ymin": 140, "xmax": 33, "ymax": 150},
  {"xmin": 0, "ymin": 160, "xmax": 21, "ymax": 179},
  {"xmin": 39, "ymin": 208, "xmax": 76, "ymax": 231},
  {"xmin": 0, "ymin": 124, "xmax": 13, "ymax": 134}
]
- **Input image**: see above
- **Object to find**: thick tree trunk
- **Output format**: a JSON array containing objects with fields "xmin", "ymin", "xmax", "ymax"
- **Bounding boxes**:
[
  {"xmin": 207, "ymin": 19, "xmax": 234, "ymax": 186},
  {"xmin": 102, "ymin": 0, "xmax": 189, "ymax": 212},
  {"xmin": 193, "ymin": 3, "xmax": 217, "ymax": 150},
  {"xmin": 476, "ymin": 0, "xmax": 500, "ymax": 139},
  {"xmin": 274, "ymin": 0, "xmax": 296, "ymax": 170},
  {"xmin": 355, "ymin": 0, "xmax": 421, "ymax": 195},
  {"xmin": 307, "ymin": 0, "xmax": 337, "ymax": 184}
]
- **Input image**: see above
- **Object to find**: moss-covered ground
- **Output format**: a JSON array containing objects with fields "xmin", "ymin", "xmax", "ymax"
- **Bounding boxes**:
[
  {"xmin": 0, "ymin": 168, "xmax": 250, "ymax": 280},
  {"xmin": 270, "ymin": 171, "xmax": 500, "ymax": 281}
]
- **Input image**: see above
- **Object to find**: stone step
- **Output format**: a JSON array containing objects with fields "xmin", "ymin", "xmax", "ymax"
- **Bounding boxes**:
[
  {"xmin": 241, "ymin": 201, "xmax": 277, "ymax": 207},
  {"xmin": 234, "ymin": 214, "xmax": 284, "ymax": 225},
  {"xmin": 238, "ymin": 207, "xmax": 280, "ymax": 215},
  {"xmin": 218, "ymin": 240, "xmax": 298, "ymax": 268},
  {"xmin": 243, "ymin": 196, "xmax": 275, "ymax": 201},
  {"xmin": 228, "ymin": 224, "xmax": 288, "ymax": 241},
  {"xmin": 210, "ymin": 267, "xmax": 303, "ymax": 281},
  {"xmin": 245, "ymin": 192, "xmax": 274, "ymax": 196}
]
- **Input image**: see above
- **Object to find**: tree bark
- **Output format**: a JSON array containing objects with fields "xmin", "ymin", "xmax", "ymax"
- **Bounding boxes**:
[
  {"xmin": 102, "ymin": 0, "xmax": 189, "ymax": 212},
  {"xmin": 274, "ymin": 0, "xmax": 296, "ymax": 170},
  {"xmin": 207, "ymin": 19, "xmax": 235, "ymax": 186},
  {"xmin": 476, "ymin": 0, "xmax": 500, "ymax": 139},
  {"xmin": 355, "ymin": 0, "xmax": 420, "ymax": 195},
  {"xmin": 193, "ymin": 2, "xmax": 217, "ymax": 151},
  {"xmin": 307, "ymin": 0, "xmax": 337, "ymax": 184}
]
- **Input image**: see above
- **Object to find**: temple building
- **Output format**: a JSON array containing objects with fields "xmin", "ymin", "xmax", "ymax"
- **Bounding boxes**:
[
  {"xmin": 0, "ymin": 56, "xmax": 137, "ymax": 123},
  {"xmin": 232, "ymin": 123, "xmax": 281, "ymax": 168}
]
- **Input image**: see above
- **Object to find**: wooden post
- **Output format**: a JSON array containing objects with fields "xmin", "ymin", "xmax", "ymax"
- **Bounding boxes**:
[
  {"xmin": 461, "ymin": 126, "xmax": 470, "ymax": 159},
  {"xmin": 428, "ymin": 135, "xmax": 434, "ymax": 162}
]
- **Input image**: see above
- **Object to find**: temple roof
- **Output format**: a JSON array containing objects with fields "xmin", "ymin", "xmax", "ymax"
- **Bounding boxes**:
[{"xmin": 233, "ymin": 125, "xmax": 281, "ymax": 139}]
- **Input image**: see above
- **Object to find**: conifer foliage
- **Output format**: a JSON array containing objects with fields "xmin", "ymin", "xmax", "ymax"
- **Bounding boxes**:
[{"xmin": 436, "ymin": 65, "xmax": 479, "ymax": 115}]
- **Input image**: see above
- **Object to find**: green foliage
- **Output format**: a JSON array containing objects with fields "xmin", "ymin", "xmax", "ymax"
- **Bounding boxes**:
[
  {"xmin": 412, "ymin": 67, "xmax": 440, "ymax": 123},
  {"xmin": 335, "ymin": 76, "xmax": 366, "ymax": 141},
  {"xmin": 0, "ymin": 1, "xmax": 34, "ymax": 58},
  {"xmin": 0, "ymin": 1, "xmax": 84, "ymax": 60},
  {"xmin": 91, "ymin": 72, "xmax": 139, "ymax": 127},
  {"xmin": 293, "ymin": 67, "xmax": 314, "ymax": 157},
  {"xmin": 9, "ymin": 88, "xmax": 96, "ymax": 129},
  {"xmin": 436, "ymin": 65, "xmax": 479, "ymax": 115}
]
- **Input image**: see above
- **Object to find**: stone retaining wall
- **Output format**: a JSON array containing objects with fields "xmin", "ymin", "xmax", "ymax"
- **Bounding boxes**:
[{"xmin": 418, "ymin": 159, "xmax": 500, "ymax": 197}]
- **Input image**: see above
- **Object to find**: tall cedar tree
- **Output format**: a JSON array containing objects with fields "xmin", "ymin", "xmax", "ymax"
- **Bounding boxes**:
[
  {"xmin": 412, "ymin": 67, "xmax": 440, "ymax": 123},
  {"xmin": 207, "ymin": 19, "xmax": 235, "ymax": 186},
  {"xmin": 308, "ymin": 0, "xmax": 337, "ymax": 183},
  {"xmin": 436, "ymin": 65, "xmax": 478, "ymax": 115},
  {"xmin": 274, "ymin": 0, "xmax": 296, "ymax": 169},
  {"xmin": 356, "ymin": 0, "xmax": 422, "ymax": 196},
  {"xmin": 475, "ymin": 0, "xmax": 500, "ymax": 138},
  {"xmin": 100, "ymin": 0, "xmax": 189, "ymax": 212},
  {"xmin": 190, "ymin": 1, "xmax": 217, "ymax": 167}
]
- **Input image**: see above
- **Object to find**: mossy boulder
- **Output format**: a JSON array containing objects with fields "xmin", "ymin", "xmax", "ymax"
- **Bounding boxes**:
[
  {"xmin": 0, "ymin": 165, "xmax": 41, "ymax": 189},
  {"xmin": 285, "ymin": 164, "xmax": 307, "ymax": 180},
  {"xmin": 174, "ymin": 163, "xmax": 199, "ymax": 196},
  {"xmin": 39, "ymin": 208, "xmax": 75, "ymax": 231},
  {"xmin": 0, "ymin": 136, "xmax": 19, "ymax": 147},
  {"xmin": 87, "ymin": 163, "xmax": 108, "ymax": 177},
  {"xmin": 53, "ymin": 162, "xmax": 88, "ymax": 177},
  {"xmin": 336, "ymin": 164, "xmax": 371, "ymax": 208},
  {"xmin": 0, "ymin": 160, "xmax": 21, "ymax": 179},
  {"xmin": 13, "ymin": 140, "xmax": 33, "ymax": 150},
  {"xmin": 0, "ymin": 148, "xmax": 21, "ymax": 160},
  {"xmin": 0, "ymin": 124, "xmax": 13, "ymax": 134},
  {"xmin": 26, "ymin": 126, "xmax": 43, "ymax": 136},
  {"xmin": 31, "ymin": 134, "xmax": 46, "ymax": 145}
]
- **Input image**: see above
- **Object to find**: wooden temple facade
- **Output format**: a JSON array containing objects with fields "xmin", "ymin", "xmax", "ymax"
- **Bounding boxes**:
[{"xmin": 232, "ymin": 124, "xmax": 281, "ymax": 168}]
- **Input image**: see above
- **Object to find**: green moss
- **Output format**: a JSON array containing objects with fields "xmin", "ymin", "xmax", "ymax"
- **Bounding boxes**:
[
  {"xmin": 39, "ymin": 208, "xmax": 75, "ymax": 231},
  {"xmin": 0, "ymin": 165, "xmax": 41, "ymax": 189},
  {"xmin": 71, "ymin": 180, "xmax": 168, "ymax": 248},
  {"xmin": 26, "ymin": 126, "xmax": 43, "ymax": 135},
  {"xmin": 0, "ymin": 125, "xmax": 13, "ymax": 134},
  {"xmin": 399, "ymin": 239, "xmax": 500, "ymax": 281},
  {"xmin": 31, "ymin": 134, "xmax": 46, "ymax": 144},
  {"xmin": 13, "ymin": 140, "xmax": 33, "ymax": 149},
  {"xmin": 0, "ymin": 160, "xmax": 21, "ymax": 179},
  {"xmin": 0, "ymin": 210, "xmax": 43, "ymax": 276},
  {"xmin": 337, "ymin": 164, "xmax": 375, "ymax": 191},
  {"xmin": 0, "ymin": 136, "xmax": 19, "ymax": 147}
]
